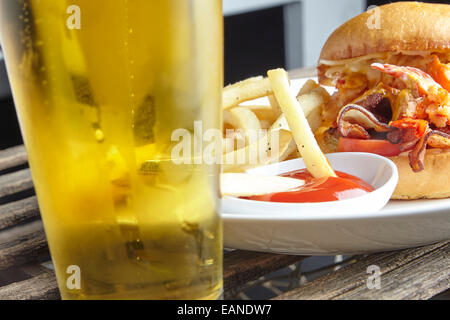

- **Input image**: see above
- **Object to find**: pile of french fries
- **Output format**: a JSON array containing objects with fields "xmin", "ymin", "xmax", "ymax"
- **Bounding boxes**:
[{"xmin": 222, "ymin": 69, "xmax": 332, "ymax": 174}]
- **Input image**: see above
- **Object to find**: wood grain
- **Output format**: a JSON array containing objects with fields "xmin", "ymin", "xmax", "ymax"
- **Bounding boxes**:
[
  {"xmin": 224, "ymin": 250, "xmax": 306, "ymax": 295},
  {"xmin": 275, "ymin": 241, "xmax": 450, "ymax": 300},
  {"xmin": 0, "ymin": 250, "xmax": 305, "ymax": 300},
  {"xmin": 0, "ymin": 196, "xmax": 40, "ymax": 231},
  {"xmin": 0, "ymin": 220, "xmax": 50, "ymax": 271},
  {"xmin": 0, "ymin": 270, "xmax": 60, "ymax": 300},
  {"xmin": 0, "ymin": 145, "xmax": 28, "ymax": 172},
  {"xmin": 0, "ymin": 168, "xmax": 33, "ymax": 200}
]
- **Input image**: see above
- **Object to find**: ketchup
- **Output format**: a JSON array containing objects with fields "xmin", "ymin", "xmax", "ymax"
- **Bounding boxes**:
[{"xmin": 245, "ymin": 169, "xmax": 374, "ymax": 203}]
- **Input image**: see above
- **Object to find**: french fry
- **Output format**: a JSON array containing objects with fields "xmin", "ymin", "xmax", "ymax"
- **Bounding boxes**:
[
  {"xmin": 270, "ymin": 87, "xmax": 326, "ymax": 134},
  {"xmin": 223, "ymin": 76, "xmax": 272, "ymax": 110},
  {"xmin": 259, "ymin": 120, "xmax": 272, "ymax": 130},
  {"xmin": 221, "ymin": 73, "xmax": 332, "ymax": 173},
  {"xmin": 222, "ymin": 137, "xmax": 236, "ymax": 154},
  {"xmin": 221, "ymin": 173, "xmax": 304, "ymax": 197},
  {"xmin": 270, "ymin": 113, "xmax": 290, "ymax": 132},
  {"xmin": 223, "ymin": 106, "xmax": 262, "ymax": 145},
  {"xmin": 245, "ymin": 104, "xmax": 277, "ymax": 123},
  {"xmin": 268, "ymin": 94, "xmax": 283, "ymax": 118},
  {"xmin": 268, "ymin": 68, "xmax": 336, "ymax": 178},
  {"xmin": 296, "ymin": 89, "xmax": 329, "ymax": 133},
  {"xmin": 297, "ymin": 90, "xmax": 327, "ymax": 114},
  {"xmin": 224, "ymin": 107, "xmax": 261, "ymax": 131},
  {"xmin": 286, "ymin": 149, "xmax": 301, "ymax": 160},
  {"xmin": 304, "ymin": 104, "xmax": 323, "ymax": 133},
  {"xmin": 222, "ymin": 129, "xmax": 296, "ymax": 172},
  {"xmin": 297, "ymin": 79, "xmax": 320, "ymax": 96},
  {"xmin": 297, "ymin": 79, "xmax": 331, "ymax": 109},
  {"xmin": 222, "ymin": 130, "xmax": 245, "ymax": 154},
  {"xmin": 311, "ymin": 86, "xmax": 331, "ymax": 102}
]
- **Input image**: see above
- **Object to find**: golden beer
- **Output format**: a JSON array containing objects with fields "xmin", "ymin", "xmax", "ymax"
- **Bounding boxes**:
[{"xmin": 0, "ymin": 0, "xmax": 223, "ymax": 299}]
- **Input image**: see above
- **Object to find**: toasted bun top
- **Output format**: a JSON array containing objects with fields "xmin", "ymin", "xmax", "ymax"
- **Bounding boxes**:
[{"xmin": 318, "ymin": 2, "xmax": 450, "ymax": 63}]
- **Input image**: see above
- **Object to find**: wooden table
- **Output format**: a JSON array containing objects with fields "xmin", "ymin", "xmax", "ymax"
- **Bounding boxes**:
[
  {"xmin": 1, "ymin": 145, "xmax": 449, "ymax": 300},
  {"xmin": 0, "ymin": 68, "xmax": 449, "ymax": 300}
]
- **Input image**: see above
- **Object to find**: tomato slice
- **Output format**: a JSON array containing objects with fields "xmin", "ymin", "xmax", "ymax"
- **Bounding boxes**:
[{"xmin": 338, "ymin": 138, "xmax": 401, "ymax": 157}]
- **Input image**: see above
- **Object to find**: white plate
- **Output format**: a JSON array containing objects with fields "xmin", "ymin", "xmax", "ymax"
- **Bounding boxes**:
[{"xmin": 221, "ymin": 77, "xmax": 450, "ymax": 255}]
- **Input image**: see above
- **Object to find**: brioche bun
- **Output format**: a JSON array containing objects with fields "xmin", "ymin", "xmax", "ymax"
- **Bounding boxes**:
[
  {"xmin": 319, "ymin": 2, "xmax": 450, "ymax": 61},
  {"xmin": 390, "ymin": 150, "xmax": 450, "ymax": 199},
  {"xmin": 317, "ymin": 2, "xmax": 450, "ymax": 85}
]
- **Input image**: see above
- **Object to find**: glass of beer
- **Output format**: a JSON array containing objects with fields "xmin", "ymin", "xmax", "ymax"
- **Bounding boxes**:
[{"xmin": 0, "ymin": 0, "xmax": 223, "ymax": 299}]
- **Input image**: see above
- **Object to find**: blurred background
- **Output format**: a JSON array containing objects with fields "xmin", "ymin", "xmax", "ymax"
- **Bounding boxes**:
[
  {"xmin": 224, "ymin": 0, "xmax": 447, "ymax": 84},
  {"xmin": 0, "ymin": 0, "xmax": 448, "ymax": 150}
]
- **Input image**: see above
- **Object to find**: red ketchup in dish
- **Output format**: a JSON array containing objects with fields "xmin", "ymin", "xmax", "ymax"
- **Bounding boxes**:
[{"xmin": 245, "ymin": 169, "xmax": 374, "ymax": 203}]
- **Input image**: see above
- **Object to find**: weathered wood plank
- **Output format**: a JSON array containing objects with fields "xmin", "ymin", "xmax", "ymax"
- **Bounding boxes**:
[
  {"xmin": 275, "ymin": 241, "xmax": 450, "ymax": 300},
  {"xmin": 0, "ymin": 202, "xmax": 306, "ymax": 294},
  {"xmin": 3, "ymin": 243, "xmax": 448, "ymax": 300},
  {"xmin": 0, "ymin": 220, "xmax": 50, "ymax": 271},
  {"xmin": 223, "ymin": 250, "xmax": 306, "ymax": 294},
  {"xmin": 338, "ymin": 243, "xmax": 450, "ymax": 300},
  {"xmin": 0, "ymin": 196, "xmax": 40, "ymax": 231},
  {"xmin": 0, "ymin": 145, "xmax": 28, "ymax": 172},
  {"xmin": 0, "ymin": 168, "xmax": 33, "ymax": 200},
  {"xmin": 0, "ymin": 250, "xmax": 305, "ymax": 300},
  {"xmin": 0, "ymin": 270, "xmax": 59, "ymax": 300}
]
